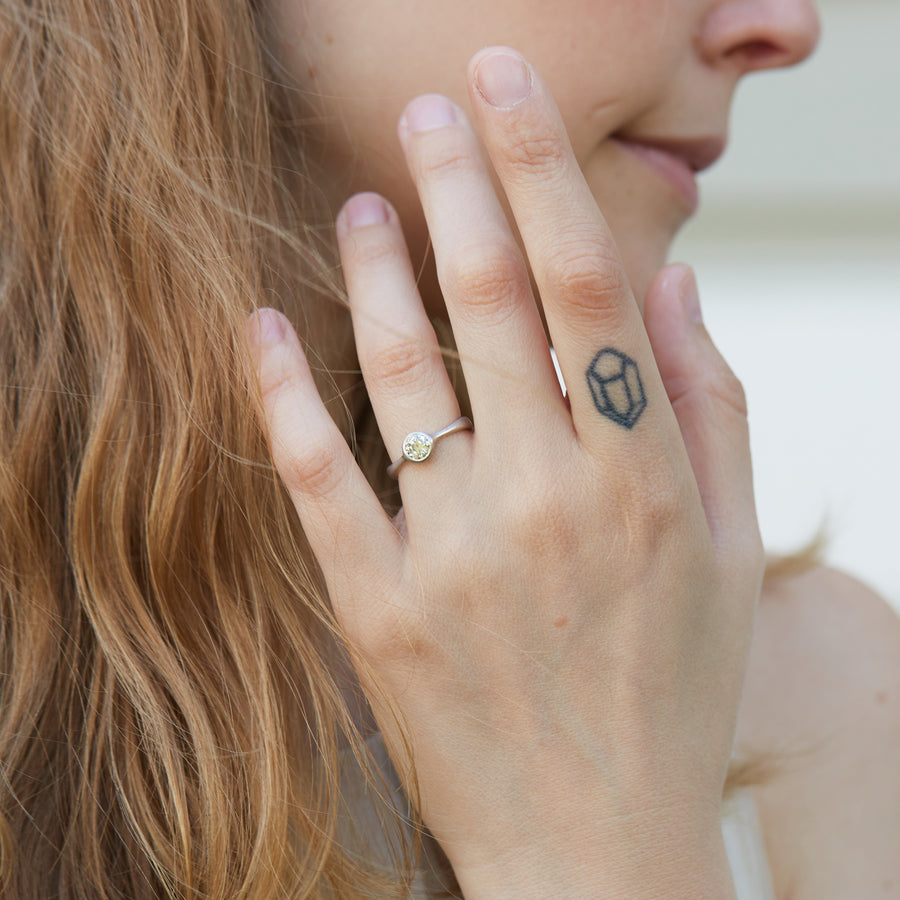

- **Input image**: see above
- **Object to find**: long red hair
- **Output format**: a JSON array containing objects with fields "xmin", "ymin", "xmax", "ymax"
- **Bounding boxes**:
[
  {"xmin": 0, "ymin": 1, "xmax": 783, "ymax": 896},
  {"xmin": 0, "ymin": 1, "xmax": 417, "ymax": 895}
]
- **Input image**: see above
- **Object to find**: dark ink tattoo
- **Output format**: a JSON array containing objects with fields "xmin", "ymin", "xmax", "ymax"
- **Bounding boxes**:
[{"xmin": 585, "ymin": 348, "xmax": 647, "ymax": 429}]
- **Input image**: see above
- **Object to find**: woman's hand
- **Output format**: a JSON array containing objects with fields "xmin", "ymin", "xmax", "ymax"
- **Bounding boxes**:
[{"xmin": 246, "ymin": 47, "xmax": 763, "ymax": 900}]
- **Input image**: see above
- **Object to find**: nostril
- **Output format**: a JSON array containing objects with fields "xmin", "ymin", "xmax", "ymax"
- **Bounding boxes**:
[{"xmin": 727, "ymin": 39, "xmax": 784, "ymax": 70}]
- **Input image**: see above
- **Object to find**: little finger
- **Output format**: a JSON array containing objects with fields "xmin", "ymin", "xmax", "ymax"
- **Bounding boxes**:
[{"xmin": 246, "ymin": 307, "xmax": 403, "ymax": 624}]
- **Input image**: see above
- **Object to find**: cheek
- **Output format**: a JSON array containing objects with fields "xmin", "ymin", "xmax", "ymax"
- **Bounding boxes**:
[
  {"xmin": 268, "ymin": 0, "xmax": 687, "ymax": 303},
  {"xmin": 284, "ymin": 0, "xmax": 680, "ymax": 157}
]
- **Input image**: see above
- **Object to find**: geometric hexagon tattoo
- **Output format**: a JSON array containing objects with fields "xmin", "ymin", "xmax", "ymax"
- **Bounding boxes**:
[{"xmin": 585, "ymin": 348, "xmax": 647, "ymax": 429}]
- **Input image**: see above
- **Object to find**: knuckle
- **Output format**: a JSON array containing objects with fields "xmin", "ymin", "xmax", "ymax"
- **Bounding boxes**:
[
  {"xmin": 347, "ymin": 234, "xmax": 401, "ymax": 270},
  {"xmin": 713, "ymin": 365, "xmax": 749, "ymax": 419},
  {"xmin": 499, "ymin": 477, "xmax": 574, "ymax": 553},
  {"xmin": 280, "ymin": 433, "xmax": 348, "ymax": 500},
  {"xmin": 545, "ymin": 240, "xmax": 628, "ymax": 326},
  {"xmin": 506, "ymin": 133, "xmax": 569, "ymax": 178},
  {"xmin": 353, "ymin": 605, "xmax": 432, "ymax": 666},
  {"xmin": 683, "ymin": 362, "xmax": 748, "ymax": 421},
  {"xmin": 257, "ymin": 343, "xmax": 310, "ymax": 413},
  {"xmin": 614, "ymin": 468, "xmax": 686, "ymax": 550},
  {"xmin": 446, "ymin": 243, "xmax": 527, "ymax": 326},
  {"xmin": 258, "ymin": 354, "xmax": 297, "ymax": 408},
  {"xmin": 415, "ymin": 141, "xmax": 474, "ymax": 182},
  {"xmin": 365, "ymin": 339, "xmax": 439, "ymax": 395},
  {"xmin": 635, "ymin": 475, "xmax": 684, "ymax": 529},
  {"xmin": 645, "ymin": 478, "xmax": 685, "ymax": 528}
]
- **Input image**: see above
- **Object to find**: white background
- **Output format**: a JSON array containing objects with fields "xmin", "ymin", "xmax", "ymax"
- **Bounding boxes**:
[{"xmin": 672, "ymin": 0, "xmax": 899, "ymax": 609}]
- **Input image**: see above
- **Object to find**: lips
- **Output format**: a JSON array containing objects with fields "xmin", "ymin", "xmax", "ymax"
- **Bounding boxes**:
[{"xmin": 610, "ymin": 133, "xmax": 727, "ymax": 214}]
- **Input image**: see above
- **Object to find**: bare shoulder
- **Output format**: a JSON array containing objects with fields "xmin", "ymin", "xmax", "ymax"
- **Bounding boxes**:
[{"xmin": 735, "ymin": 565, "xmax": 900, "ymax": 899}]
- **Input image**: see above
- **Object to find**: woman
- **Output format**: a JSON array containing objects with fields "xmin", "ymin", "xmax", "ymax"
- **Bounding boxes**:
[{"xmin": 1, "ymin": 0, "xmax": 898, "ymax": 897}]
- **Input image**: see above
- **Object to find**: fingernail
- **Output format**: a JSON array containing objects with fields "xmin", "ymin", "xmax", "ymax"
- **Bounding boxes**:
[
  {"xmin": 678, "ymin": 267, "xmax": 703, "ymax": 324},
  {"xmin": 245, "ymin": 308, "xmax": 285, "ymax": 353},
  {"xmin": 474, "ymin": 50, "xmax": 532, "ymax": 109},
  {"xmin": 342, "ymin": 192, "xmax": 390, "ymax": 230},
  {"xmin": 402, "ymin": 94, "xmax": 458, "ymax": 134}
]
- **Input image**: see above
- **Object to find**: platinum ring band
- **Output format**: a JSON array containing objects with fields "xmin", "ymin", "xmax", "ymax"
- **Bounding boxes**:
[{"xmin": 387, "ymin": 416, "xmax": 474, "ymax": 478}]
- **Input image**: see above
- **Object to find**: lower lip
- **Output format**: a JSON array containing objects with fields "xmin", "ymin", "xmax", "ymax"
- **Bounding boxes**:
[{"xmin": 613, "ymin": 140, "xmax": 699, "ymax": 214}]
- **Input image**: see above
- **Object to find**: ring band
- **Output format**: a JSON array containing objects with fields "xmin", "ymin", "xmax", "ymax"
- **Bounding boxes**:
[{"xmin": 387, "ymin": 416, "xmax": 473, "ymax": 478}]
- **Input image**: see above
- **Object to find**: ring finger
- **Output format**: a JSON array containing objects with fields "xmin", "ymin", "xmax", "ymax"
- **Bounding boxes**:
[{"xmin": 335, "ymin": 192, "xmax": 467, "ymax": 488}]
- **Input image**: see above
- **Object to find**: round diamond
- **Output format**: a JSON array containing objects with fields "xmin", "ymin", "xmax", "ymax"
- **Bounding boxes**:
[{"xmin": 402, "ymin": 432, "xmax": 433, "ymax": 463}]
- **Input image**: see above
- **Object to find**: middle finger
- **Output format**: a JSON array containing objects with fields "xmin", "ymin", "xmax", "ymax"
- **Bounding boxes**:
[{"xmin": 398, "ymin": 93, "xmax": 571, "ymax": 444}]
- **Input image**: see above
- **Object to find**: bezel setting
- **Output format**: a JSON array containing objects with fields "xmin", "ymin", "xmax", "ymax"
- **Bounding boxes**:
[{"xmin": 402, "ymin": 431, "xmax": 434, "ymax": 463}]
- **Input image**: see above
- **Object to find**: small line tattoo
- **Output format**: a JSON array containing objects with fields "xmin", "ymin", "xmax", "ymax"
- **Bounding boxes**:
[{"xmin": 585, "ymin": 348, "xmax": 647, "ymax": 429}]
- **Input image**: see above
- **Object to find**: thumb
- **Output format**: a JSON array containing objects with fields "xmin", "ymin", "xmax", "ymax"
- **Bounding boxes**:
[{"xmin": 644, "ymin": 264, "xmax": 762, "ymax": 571}]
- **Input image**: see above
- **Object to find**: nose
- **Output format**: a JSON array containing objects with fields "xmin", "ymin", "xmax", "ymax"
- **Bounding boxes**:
[{"xmin": 699, "ymin": 0, "xmax": 821, "ymax": 74}]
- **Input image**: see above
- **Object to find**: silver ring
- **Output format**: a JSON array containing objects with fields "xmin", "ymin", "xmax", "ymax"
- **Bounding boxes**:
[{"xmin": 387, "ymin": 416, "xmax": 473, "ymax": 478}]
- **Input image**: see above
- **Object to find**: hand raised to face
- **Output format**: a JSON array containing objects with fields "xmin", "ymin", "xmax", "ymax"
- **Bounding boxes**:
[{"xmin": 247, "ymin": 48, "xmax": 762, "ymax": 900}]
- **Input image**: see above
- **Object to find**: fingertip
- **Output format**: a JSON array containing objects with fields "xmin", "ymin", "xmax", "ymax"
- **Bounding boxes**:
[
  {"xmin": 336, "ymin": 192, "xmax": 395, "ymax": 236},
  {"xmin": 644, "ymin": 264, "xmax": 692, "ymax": 363},
  {"xmin": 469, "ymin": 47, "xmax": 534, "ymax": 110},
  {"xmin": 650, "ymin": 261, "xmax": 693, "ymax": 293},
  {"xmin": 674, "ymin": 264, "xmax": 703, "ymax": 325},
  {"xmin": 645, "ymin": 263, "xmax": 698, "ymax": 321},
  {"xmin": 245, "ymin": 307, "xmax": 287, "ymax": 359},
  {"xmin": 467, "ymin": 45, "xmax": 522, "ymax": 81},
  {"xmin": 244, "ymin": 309, "xmax": 316, "ymax": 410}
]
